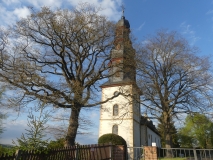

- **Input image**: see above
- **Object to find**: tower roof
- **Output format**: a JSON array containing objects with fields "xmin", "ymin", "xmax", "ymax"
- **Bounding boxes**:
[{"xmin": 116, "ymin": 16, "xmax": 130, "ymax": 28}]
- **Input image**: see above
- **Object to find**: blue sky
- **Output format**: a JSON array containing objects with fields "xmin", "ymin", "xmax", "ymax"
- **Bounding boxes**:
[{"xmin": 1, "ymin": 0, "xmax": 213, "ymax": 145}]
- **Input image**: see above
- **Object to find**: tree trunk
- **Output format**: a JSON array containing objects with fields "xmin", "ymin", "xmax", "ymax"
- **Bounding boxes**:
[
  {"xmin": 64, "ymin": 106, "xmax": 81, "ymax": 147},
  {"xmin": 163, "ymin": 112, "xmax": 172, "ymax": 147},
  {"xmin": 165, "ymin": 133, "xmax": 172, "ymax": 148},
  {"xmin": 163, "ymin": 112, "xmax": 173, "ymax": 157},
  {"xmin": 165, "ymin": 133, "xmax": 173, "ymax": 157}
]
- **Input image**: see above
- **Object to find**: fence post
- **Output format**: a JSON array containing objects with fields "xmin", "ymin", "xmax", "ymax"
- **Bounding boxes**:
[
  {"xmin": 109, "ymin": 143, "xmax": 112, "ymax": 160},
  {"xmin": 15, "ymin": 150, "xmax": 21, "ymax": 160},
  {"xmin": 75, "ymin": 145, "xmax": 79, "ymax": 160},
  {"xmin": 193, "ymin": 148, "xmax": 198, "ymax": 160}
]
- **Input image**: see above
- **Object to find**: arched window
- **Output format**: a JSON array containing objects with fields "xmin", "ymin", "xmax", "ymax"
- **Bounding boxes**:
[
  {"xmin": 113, "ymin": 104, "xmax": 118, "ymax": 116},
  {"xmin": 112, "ymin": 125, "xmax": 118, "ymax": 134}
]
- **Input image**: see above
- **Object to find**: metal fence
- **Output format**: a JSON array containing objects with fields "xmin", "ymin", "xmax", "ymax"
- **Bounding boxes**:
[
  {"xmin": 159, "ymin": 148, "xmax": 213, "ymax": 160},
  {"xmin": 2, "ymin": 145, "xmax": 213, "ymax": 160},
  {"xmin": 126, "ymin": 147, "xmax": 213, "ymax": 160},
  {"xmin": 126, "ymin": 147, "xmax": 143, "ymax": 160}
]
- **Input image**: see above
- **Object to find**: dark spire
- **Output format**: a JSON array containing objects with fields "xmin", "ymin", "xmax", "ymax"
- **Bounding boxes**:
[
  {"xmin": 121, "ymin": 4, "xmax": 125, "ymax": 18},
  {"xmin": 100, "ymin": 5, "xmax": 135, "ymax": 87},
  {"xmin": 116, "ymin": 4, "xmax": 130, "ymax": 28}
]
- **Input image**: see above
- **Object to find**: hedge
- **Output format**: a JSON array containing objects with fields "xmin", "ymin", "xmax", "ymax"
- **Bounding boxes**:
[{"xmin": 98, "ymin": 133, "xmax": 127, "ymax": 146}]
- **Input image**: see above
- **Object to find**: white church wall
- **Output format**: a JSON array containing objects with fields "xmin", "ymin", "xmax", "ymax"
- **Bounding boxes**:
[
  {"xmin": 133, "ymin": 121, "xmax": 141, "ymax": 147},
  {"xmin": 140, "ymin": 125, "xmax": 161, "ymax": 148},
  {"xmin": 99, "ymin": 84, "xmax": 161, "ymax": 148},
  {"xmin": 132, "ymin": 88, "xmax": 141, "ymax": 123},
  {"xmin": 99, "ymin": 84, "xmax": 136, "ymax": 147},
  {"xmin": 100, "ymin": 85, "xmax": 134, "ymax": 120},
  {"xmin": 99, "ymin": 119, "xmax": 133, "ymax": 146},
  {"xmin": 147, "ymin": 128, "xmax": 161, "ymax": 147},
  {"xmin": 140, "ymin": 125, "xmax": 146, "ymax": 146}
]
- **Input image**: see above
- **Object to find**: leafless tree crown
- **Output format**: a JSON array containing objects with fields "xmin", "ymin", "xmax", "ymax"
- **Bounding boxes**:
[
  {"xmin": 136, "ymin": 30, "xmax": 213, "ymax": 149},
  {"xmin": 0, "ymin": 3, "xmax": 119, "ymax": 146}
]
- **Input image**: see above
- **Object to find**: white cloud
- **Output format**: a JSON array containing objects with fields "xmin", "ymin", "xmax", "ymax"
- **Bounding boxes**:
[
  {"xmin": 137, "ymin": 22, "xmax": 145, "ymax": 31},
  {"xmin": 13, "ymin": 6, "xmax": 31, "ymax": 19},
  {"xmin": 180, "ymin": 22, "xmax": 200, "ymax": 45},
  {"xmin": 206, "ymin": 9, "xmax": 213, "ymax": 15},
  {"xmin": 67, "ymin": 0, "xmax": 122, "ymax": 21},
  {"xmin": 0, "ymin": 0, "xmax": 62, "ymax": 27},
  {"xmin": 0, "ymin": 117, "xmax": 98, "ymax": 145},
  {"xmin": 2, "ymin": 0, "xmax": 21, "ymax": 6},
  {"xmin": 25, "ymin": 0, "xmax": 62, "ymax": 9},
  {"xmin": 141, "ymin": 39, "xmax": 150, "ymax": 45},
  {"xmin": 0, "ymin": 6, "xmax": 17, "ymax": 26},
  {"xmin": 0, "ymin": 119, "xmax": 28, "ymax": 145},
  {"xmin": 182, "ymin": 24, "xmax": 194, "ymax": 35},
  {"xmin": 206, "ymin": 8, "xmax": 213, "ymax": 30},
  {"xmin": 76, "ymin": 133, "xmax": 98, "ymax": 144},
  {"xmin": 0, "ymin": 0, "xmax": 122, "ymax": 27}
]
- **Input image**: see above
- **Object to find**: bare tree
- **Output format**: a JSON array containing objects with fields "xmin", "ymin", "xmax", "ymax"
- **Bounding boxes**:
[
  {"xmin": 0, "ymin": 3, "xmax": 119, "ymax": 146},
  {"xmin": 136, "ymin": 30, "xmax": 213, "ymax": 149},
  {"xmin": 0, "ymin": 30, "xmax": 6, "ymax": 135},
  {"xmin": 47, "ymin": 111, "xmax": 94, "ymax": 140},
  {"xmin": 0, "ymin": 27, "xmax": 8, "ymax": 54}
]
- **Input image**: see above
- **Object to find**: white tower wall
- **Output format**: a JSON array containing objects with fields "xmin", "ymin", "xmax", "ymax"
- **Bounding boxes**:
[{"xmin": 99, "ymin": 85, "xmax": 141, "ymax": 147}]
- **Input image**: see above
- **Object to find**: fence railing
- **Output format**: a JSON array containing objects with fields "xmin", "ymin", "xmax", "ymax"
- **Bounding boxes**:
[
  {"xmin": 0, "ymin": 143, "xmax": 113, "ymax": 160},
  {"xmin": 126, "ymin": 147, "xmax": 213, "ymax": 160},
  {"xmin": 159, "ymin": 148, "xmax": 213, "ymax": 160},
  {"xmin": 3, "ymin": 145, "xmax": 213, "ymax": 160},
  {"xmin": 127, "ymin": 147, "xmax": 143, "ymax": 160}
]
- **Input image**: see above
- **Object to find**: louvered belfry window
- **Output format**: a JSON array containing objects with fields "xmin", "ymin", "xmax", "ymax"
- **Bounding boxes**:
[{"xmin": 113, "ymin": 104, "xmax": 118, "ymax": 116}]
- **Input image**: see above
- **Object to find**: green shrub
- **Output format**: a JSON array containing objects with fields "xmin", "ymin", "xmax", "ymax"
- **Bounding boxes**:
[
  {"xmin": 98, "ymin": 133, "xmax": 126, "ymax": 146},
  {"xmin": 47, "ymin": 138, "xmax": 65, "ymax": 149},
  {"xmin": 0, "ymin": 145, "xmax": 16, "ymax": 156}
]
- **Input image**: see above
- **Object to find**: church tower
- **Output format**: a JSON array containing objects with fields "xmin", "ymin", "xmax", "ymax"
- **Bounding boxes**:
[{"xmin": 99, "ymin": 14, "xmax": 141, "ymax": 147}]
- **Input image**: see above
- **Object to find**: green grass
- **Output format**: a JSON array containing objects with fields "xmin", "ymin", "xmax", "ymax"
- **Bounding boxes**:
[
  {"xmin": 158, "ymin": 158, "xmax": 186, "ymax": 160},
  {"xmin": 139, "ymin": 158, "xmax": 187, "ymax": 160}
]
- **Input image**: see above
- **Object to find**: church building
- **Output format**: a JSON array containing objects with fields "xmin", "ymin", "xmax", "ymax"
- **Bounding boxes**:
[{"xmin": 99, "ymin": 14, "xmax": 161, "ymax": 148}]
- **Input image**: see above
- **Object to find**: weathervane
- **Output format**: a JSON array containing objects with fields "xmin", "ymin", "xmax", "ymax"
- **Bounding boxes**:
[{"xmin": 121, "ymin": 4, "xmax": 125, "ymax": 17}]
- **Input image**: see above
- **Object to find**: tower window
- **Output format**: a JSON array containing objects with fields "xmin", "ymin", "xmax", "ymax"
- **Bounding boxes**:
[
  {"xmin": 112, "ymin": 125, "xmax": 118, "ymax": 134},
  {"xmin": 113, "ymin": 104, "xmax": 118, "ymax": 116}
]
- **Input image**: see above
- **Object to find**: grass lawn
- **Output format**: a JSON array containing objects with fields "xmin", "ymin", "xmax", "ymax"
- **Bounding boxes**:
[{"xmin": 158, "ymin": 158, "xmax": 187, "ymax": 160}]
